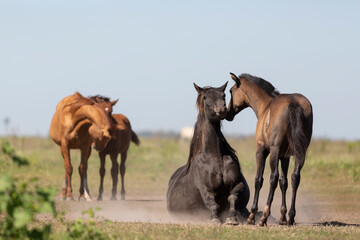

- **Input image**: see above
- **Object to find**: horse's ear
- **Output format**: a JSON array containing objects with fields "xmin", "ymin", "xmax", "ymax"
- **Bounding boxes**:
[
  {"xmin": 111, "ymin": 99, "xmax": 118, "ymax": 106},
  {"xmin": 193, "ymin": 83, "xmax": 203, "ymax": 93},
  {"xmin": 95, "ymin": 97, "xmax": 102, "ymax": 103},
  {"xmin": 218, "ymin": 81, "xmax": 228, "ymax": 92},
  {"xmin": 230, "ymin": 72, "xmax": 240, "ymax": 86}
]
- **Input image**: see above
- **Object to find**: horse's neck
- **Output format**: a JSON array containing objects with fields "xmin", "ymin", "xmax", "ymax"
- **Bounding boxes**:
[
  {"xmin": 197, "ymin": 115, "xmax": 221, "ymax": 155},
  {"xmin": 243, "ymin": 81, "xmax": 273, "ymax": 118},
  {"xmin": 72, "ymin": 105, "xmax": 106, "ymax": 129}
]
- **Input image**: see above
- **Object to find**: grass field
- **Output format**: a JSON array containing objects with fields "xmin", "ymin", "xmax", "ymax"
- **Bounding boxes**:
[{"xmin": 1, "ymin": 136, "xmax": 360, "ymax": 239}]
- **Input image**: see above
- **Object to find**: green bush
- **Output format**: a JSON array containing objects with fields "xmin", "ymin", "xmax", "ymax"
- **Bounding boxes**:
[
  {"xmin": 0, "ymin": 174, "xmax": 57, "ymax": 239},
  {"xmin": 2, "ymin": 140, "xmax": 29, "ymax": 166},
  {"xmin": 0, "ymin": 140, "xmax": 111, "ymax": 239},
  {"xmin": 59, "ymin": 208, "xmax": 112, "ymax": 240}
]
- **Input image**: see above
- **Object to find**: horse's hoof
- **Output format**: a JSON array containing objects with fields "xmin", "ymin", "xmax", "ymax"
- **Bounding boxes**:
[
  {"xmin": 78, "ymin": 197, "xmax": 86, "ymax": 201},
  {"xmin": 66, "ymin": 197, "xmax": 74, "ymax": 201},
  {"xmin": 121, "ymin": 195, "xmax": 125, "ymax": 201},
  {"xmin": 110, "ymin": 196, "xmax": 117, "ymax": 201},
  {"xmin": 246, "ymin": 218, "xmax": 255, "ymax": 225},
  {"xmin": 210, "ymin": 218, "xmax": 222, "ymax": 225},
  {"xmin": 224, "ymin": 217, "xmax": 239, "ymax": 226},
  {"xmin": 97, "ymin": 196, "xmax": 103, "ymax": 201},
  {"xmin": 279, "ymin": 219, "xmax": 287, "ymax": 225},
  {"xmin": 258, "ymin": 221, "xmax": 267, "ymax": 227},
  {"xmin": 288, "ymin": 219, "xmax": 295, "ymax": 226}
]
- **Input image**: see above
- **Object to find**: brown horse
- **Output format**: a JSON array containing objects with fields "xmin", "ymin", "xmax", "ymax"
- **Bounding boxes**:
[
  {"xmin": 226, "ymin": 73, "xmax": 313, "ymax": 226},
  {"xmin": 89, "ymin": 96, "xmax": 140, "ymax": 201},
  {"xmin": 50, "ymin": 92, "xmax": 113, "ymax": 201}
]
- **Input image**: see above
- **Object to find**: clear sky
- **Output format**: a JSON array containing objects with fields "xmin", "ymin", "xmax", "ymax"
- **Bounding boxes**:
[{"xmin": 0, "ymin": 1, "xmax": 359, "ymax": 140}]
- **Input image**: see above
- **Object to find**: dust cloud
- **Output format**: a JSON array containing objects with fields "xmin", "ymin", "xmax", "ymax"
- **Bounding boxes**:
[{"xmin": 60, "ymin": 189, "xmax": 324, "ymax": 226}]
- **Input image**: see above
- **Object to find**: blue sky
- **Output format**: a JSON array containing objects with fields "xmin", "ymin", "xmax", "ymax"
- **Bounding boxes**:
[{"xmin": 0, "ymin": 1, "xmax": 359, "ymax": 139}]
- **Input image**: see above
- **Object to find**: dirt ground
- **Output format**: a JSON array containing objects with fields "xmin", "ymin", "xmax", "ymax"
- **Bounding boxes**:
[{"xmin": 57, "ymin": 189, "xmax": 359, "ymax": 226}]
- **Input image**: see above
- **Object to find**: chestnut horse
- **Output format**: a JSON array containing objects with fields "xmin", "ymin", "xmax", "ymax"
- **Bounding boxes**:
[
  {"xmin": 167, "ymin": 83, "xmax": 250, "ymax": 225},
  {"xmin": 50, "ymin": 92, "xmax": 113, "ymax": 201},
  {"xmin": 226, "ymin": 73, "xmax": 313, "ymax": 226},
  {"xmin": 89, "ymin": 96, "xmax": 140, "ymax": 200}
]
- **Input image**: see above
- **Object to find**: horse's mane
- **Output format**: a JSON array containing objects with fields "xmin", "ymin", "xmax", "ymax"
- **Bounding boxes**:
[
  {"xmin": 89, "ymin": 95, "xmax": 110, "ymax": 103},
  {"xmin": 195, "ymin": 87, "xmax": 212, "ymax": 114},
  {"xmin": 240, "ymin": 73, "xmax": 280, "ymax": 97},
  {"xmin": 59, "ymin": 92, "xmax": 94, "ymax": 113},
  {"xmin": 185, "ymin": 116, "xmax": 240, "ymax": 174}
]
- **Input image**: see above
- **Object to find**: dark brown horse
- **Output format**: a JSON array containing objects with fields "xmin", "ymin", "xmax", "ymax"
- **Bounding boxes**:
[
  {"xmin": 89, "ymin": 96, "xmax": 140, "ymax": 200},
  {"xmin": 226, "ymin": 73, "xmax": 313, "ymax": 226},
  {"xmin": 167, "ymin": 83, "xmax": 250, "ymax": 225},
  {"xmin": 49, "ymin": 92, "xmax": 113, "ymax": 201}
]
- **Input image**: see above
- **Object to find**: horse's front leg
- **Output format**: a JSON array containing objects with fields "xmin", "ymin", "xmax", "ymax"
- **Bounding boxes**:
[
  {"xmin": 259, "ymin": 147, "xmax": 280, "ymax": 226},
  {"xmin": 222, "ymin": 155, "xmax": 246, "ymax": 225},
  {"xmin": 225, "ymin": 182, "xmax": 244, "ymax": 225},
  {"xmin": 198, "ymin": 186, "xmax": 221, "ymax": 225},
  {"xmin": 79, "ymin": 146, "xmax": 92, "ymax": 201},
  {"xmin": 60, "ymin": 141, "xmax": 74, "ymax": 201},
  {"xmin": 247, "ymin": 145, "xmax": 269, "ymax": 225},
  {"xmin": 97, "ymin": 152, "xmax": 106, "ymax": 201}
]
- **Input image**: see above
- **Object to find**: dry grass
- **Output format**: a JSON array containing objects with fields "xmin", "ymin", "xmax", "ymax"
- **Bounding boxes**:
[{"xmin": 1, "ymin": 136, "xmax": 360, "ymax": 239}]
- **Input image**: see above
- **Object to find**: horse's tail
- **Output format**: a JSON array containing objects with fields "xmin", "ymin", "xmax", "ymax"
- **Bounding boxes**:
[
  {"xmin": 287, "ymin": 103, "xmax": 309, "ymax": 165},
  {"xmin": 131, "ymin": 130, "xmax": 140, "ymax": 146}
]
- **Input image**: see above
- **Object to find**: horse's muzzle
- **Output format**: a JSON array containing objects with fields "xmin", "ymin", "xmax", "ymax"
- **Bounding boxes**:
[{"xmin": 226, "ymin": 109, "xmax": 235, "ymax": 121}]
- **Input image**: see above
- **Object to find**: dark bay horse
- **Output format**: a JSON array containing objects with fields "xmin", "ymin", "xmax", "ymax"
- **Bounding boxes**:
[
  {"xmin": 49, "ymin": 92, "xmax": 113, "ymax": 201},
  {"xmin": 226, "ymin": 73, "xmax": 313, "ymax": 226},
  {"xmin": 167, "ymin": 83, "xmax": 250, "ymax": 225},
  {"xmin": 89, "ymin": 96, "xmax": 140, "ymax": 200}
]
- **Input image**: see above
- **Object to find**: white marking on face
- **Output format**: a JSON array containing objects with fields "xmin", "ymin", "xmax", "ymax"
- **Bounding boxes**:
[{"xmin": 105, "ymin": 107, "xmax": 109, "ymax": 112}]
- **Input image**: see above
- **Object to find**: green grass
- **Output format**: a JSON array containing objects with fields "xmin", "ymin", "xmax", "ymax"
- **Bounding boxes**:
[{"xmin": 1, "ymin": 136, "xmax": 360, "ymax": 239}]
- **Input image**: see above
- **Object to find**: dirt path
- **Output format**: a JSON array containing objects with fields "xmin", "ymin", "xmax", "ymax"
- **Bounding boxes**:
[{"xmin": 56, "ymin": 190, "xmax": 351, "ymax": 226}]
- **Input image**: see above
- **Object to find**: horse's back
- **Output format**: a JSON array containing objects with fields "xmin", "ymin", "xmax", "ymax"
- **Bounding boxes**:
[{"xmin": 274, "ymin": 93, "xmax": 312, "ymax": 116}]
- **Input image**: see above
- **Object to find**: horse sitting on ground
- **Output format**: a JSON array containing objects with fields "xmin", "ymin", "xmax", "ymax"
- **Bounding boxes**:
[
  {"xmin": 89, "ymin": 96, "xmax": 140, "ymax": 200},
  {"xmin": 226, "ymin": 73, "xmax": 313, "ymax": 226},
  {"xmin": 49, "ymin": 92, "xmax": 113, "ymax": 201},
  {"xmin": 167, "ymin": 82, "xmax": 250, "ymax": 225}
]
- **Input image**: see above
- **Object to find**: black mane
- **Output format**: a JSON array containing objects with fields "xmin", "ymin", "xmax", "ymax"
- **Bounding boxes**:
[
  {"xmin": 240, "ymin": 73, "xmax": 280, "ymax": 97},
  {"xmin": 89, "ymin": 95, "xmax": 111, "ymax": 103}
]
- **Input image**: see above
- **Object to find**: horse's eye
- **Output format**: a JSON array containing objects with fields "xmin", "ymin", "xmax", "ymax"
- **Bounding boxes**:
[{"xmin": 203, "ymin": 96, "xmax": 206, "ymax": 100}]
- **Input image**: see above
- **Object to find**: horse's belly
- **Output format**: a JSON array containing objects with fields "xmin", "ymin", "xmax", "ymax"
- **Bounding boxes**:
[{"xmin": 167, "ymin": 173, "xmax": 203, "ymax": 213}]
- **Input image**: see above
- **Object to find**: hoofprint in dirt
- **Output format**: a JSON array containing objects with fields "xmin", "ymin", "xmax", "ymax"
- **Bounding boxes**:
[{"xmin": 55, "ymin": 191, "xmax": 334, "ymax": 226}]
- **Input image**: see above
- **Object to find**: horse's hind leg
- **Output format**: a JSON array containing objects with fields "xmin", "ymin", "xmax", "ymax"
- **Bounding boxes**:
[
  {"xmin": 97, "ymin": 152, "xmax": 106, "ymax": 201},
  {"xmin": 247, "ymin": 145, "xmax": 269, "ymax": 225},
  {"xmin": 110, "ymin": 153, "xmax": 119, "ymax": 200},
  {"xmin": 279, "ymin": 157, "xmax": 290, "ymax": 225},
  {"xmin": 119, "ymin": 152, "xmax": 127, "ymax": 200},
  {"xmin": 288, "ymin": 159, "xmax": 304, "ymax": 225},
  {"xmin": 259, "ymin": 147, "xmax": 280, "ymax": 226}
]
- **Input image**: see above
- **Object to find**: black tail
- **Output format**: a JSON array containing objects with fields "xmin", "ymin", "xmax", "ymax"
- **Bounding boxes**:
[
  {"xmin": 287, "ymin": 103, "xmax": 309, "ymax": 166},
  {"xmin": 131, "ymin": 130, "xmax": 140, "ymax": 146}
]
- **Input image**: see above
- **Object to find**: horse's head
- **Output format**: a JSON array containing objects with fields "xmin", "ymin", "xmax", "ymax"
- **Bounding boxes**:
[
  {"xmin": 87, "ymin": 99, "xmax": 115, "ymax": 150},
  {"xmin": 89, "ymin": 123, "xmax": 111, "ymax": 151},
  {"xmin": 90, "ymin": 96, "xmax": 118, "ymax": 118},
  {"xmin": 193, "ymin": 82, "xmax": 228, "ymax": 122},
  {"xmin": 226, "ymin": 73, "xmax": 249, "ymax": 121}
]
